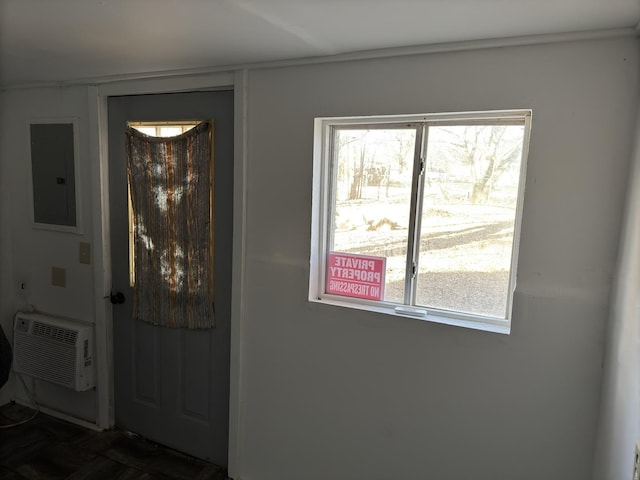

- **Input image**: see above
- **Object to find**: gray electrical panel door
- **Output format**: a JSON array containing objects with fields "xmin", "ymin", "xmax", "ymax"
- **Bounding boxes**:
[{"xmin": 30, "ymin": 123, "xmax": 77, "ymax": 227}]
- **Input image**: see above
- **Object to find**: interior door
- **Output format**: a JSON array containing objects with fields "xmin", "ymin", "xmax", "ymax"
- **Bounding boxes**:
[{"xmin": 108, "ymin": 91, "xmax": 233, "ymax": 465}]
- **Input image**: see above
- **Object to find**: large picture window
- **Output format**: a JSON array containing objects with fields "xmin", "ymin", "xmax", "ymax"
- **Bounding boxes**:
[{"xmin": 309, "ymin": 110, "xmax": 532, "ymax": 333}]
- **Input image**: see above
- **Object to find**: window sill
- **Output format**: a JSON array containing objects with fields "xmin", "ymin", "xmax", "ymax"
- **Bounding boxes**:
[{"xmin": 310, "ymin": 296, "xmax": 511, "ymax": 335}]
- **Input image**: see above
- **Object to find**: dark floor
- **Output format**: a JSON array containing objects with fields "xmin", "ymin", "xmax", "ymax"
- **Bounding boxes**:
[{"xmin": 0, "ymin": 403, "xmax": 229, "ymax": 479}]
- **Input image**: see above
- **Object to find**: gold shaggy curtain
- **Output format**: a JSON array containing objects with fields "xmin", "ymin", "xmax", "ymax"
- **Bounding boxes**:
[{"xmin": 125, "ymin": 122, "xmax": 214, "ymax": 329}]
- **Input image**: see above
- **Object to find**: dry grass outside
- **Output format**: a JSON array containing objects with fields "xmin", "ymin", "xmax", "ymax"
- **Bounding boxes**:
[{"xmin": 333, "ymin": 201, "xmax": 516, "ymax": 318}]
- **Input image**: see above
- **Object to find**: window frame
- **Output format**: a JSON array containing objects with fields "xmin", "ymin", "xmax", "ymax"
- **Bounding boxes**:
[{"xmin": 309, "ymin": 110, "xmax": 532, "ymax": 334}]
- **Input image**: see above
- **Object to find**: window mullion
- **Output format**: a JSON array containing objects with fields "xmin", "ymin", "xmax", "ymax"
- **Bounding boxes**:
[
  {"xmin": 403, "ymin": 125, "xmax": 426, "ymax": 305},
  {"xmin": 411, "ymin": 125, "xmax": 429, "ymax": 305}
]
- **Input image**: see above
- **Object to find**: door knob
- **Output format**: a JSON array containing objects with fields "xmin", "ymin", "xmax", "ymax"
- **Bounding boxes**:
[{"xmin": 110, "ymin": 291, "xmax": 126, "ymax": 305}]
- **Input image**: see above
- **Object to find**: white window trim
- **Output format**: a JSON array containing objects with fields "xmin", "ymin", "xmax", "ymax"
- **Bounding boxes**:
[{"xmin": 309, "ymin": 109, "xmax": 532, "ymax": 335}]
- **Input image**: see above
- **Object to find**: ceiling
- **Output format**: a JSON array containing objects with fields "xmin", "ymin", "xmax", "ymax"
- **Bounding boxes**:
[{"xmin": 1, "ymin": 0, "xmax": 639, "ymax": 88}]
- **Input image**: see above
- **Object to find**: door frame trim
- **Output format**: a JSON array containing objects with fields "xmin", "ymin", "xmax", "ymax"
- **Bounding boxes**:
[{"xmin": 88, "ymin": 71, "xmax": 247, "ymax": 477}]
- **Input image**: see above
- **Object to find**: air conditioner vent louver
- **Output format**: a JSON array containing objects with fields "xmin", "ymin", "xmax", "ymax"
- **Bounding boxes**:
[
  {"xmin": 13, "ymin": 313, "xmax": 95, "ymax": 391},
  {"xmin": 31, "ymin": 322, "xmax": 78, "ymax": 345}
]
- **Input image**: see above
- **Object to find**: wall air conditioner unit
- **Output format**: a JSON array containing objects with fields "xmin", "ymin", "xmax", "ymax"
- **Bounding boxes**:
[{"xmin": 13, "ymin": 312, "xmax": 95, "ymax": 392}]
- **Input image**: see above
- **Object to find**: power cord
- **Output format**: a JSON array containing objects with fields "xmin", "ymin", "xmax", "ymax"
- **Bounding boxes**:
[{"xmin": 0, "ymin": 373, "xmax": 40, "ymax": 429}]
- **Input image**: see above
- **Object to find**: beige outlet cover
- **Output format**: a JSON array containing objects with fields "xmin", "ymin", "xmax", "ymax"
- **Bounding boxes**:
[{"xmin": 51, "ymin": 266, "xmax": 66, "ymax": 287}]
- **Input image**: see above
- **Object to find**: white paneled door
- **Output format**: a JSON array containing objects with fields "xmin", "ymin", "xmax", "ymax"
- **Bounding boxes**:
[{"xmin": 108, "ymin": 91, "xmax": 233, "ymax": 465}]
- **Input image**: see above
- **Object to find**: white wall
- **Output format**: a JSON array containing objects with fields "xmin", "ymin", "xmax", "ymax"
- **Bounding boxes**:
[
  {"xmin": 236, "ymin": 37, "xmax": 638, "ymax": 480},
  {"xmin": 0, "ymin": 86, "xmax": 97, "ymax": 420},
  {"xmin": 593, "ymin": 103, "xmax": 640, "ymax": 478},
  {"xmin": 0, "ymin": 90, "xmax": 16, "ymax": 405}
]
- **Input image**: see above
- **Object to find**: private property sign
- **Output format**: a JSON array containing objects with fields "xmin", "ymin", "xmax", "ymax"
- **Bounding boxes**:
[{"xmin": 326, "ymin": 252, "xmax": 386, "ymax": 301}]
